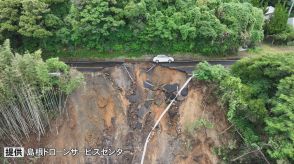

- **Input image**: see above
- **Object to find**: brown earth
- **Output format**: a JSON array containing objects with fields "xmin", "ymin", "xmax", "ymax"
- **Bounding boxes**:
[{"xmin": 20, "ymin": 63, "xmax": 231, "ymax": 164}]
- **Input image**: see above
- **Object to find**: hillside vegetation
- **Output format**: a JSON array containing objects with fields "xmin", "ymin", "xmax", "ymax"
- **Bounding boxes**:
[
  {"xmin": 0, "ymin": 40, "xmax": 83, "ymax": 143},
  {"xmin": 194, "ymin": 53, "xmax": 294, "ymax": 163},
  {"xmin": 0, "ymin": 0, "xmax": 264, "ymax": 55}
]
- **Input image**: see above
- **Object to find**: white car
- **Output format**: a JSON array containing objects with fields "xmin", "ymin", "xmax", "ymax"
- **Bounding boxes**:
[{"xmin": 153, "ymin": 55, "xmax": 174, "ymax": 63}]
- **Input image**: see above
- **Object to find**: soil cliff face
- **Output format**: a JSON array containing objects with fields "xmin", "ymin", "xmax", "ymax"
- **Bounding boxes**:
[{"xmin": 26, "ymin": 63, "xmax": 230, "ymax": 164}]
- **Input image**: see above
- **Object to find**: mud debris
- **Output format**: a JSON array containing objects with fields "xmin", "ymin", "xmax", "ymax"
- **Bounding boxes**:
[{"xmin": 20, "ymin": 63, "xmax": 231, "ymax": 164}]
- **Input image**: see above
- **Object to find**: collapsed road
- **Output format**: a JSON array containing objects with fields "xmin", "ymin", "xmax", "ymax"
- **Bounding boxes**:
[
  {"xmin": 24, "ymin": 62, "xmax": 232, "ymax": 164},
  {"xmin": 65, "ymin": 60, "xmax": 237, "ymax": 74},
  {"xmin": 141, "ymin": 75, "xmax": 194, "ymax": 164}
]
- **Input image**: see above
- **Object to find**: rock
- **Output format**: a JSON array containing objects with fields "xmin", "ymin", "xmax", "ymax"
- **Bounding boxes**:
[
  {"xmin": 181, "ymin": 87, "xmax": 188, "ymax": 96},
  {"xmin": 135, "ymin": 122, "xmax": 142, "ymax": 129},
  {"xmin": 127, "ymin": 90, "xmax": 140, "ymax": 103},
  {"xmin": 138, "ymin": 106, "xmax": 149, "ymax": 119},
  {"xmin": 163, "ymin": 83, "xmax": 179, "ymax": 93},
  {"xmin": 144, "ymin": 101, "xmax": 152, "ymax": 108},
  {"xmin": 193, "ymin": 155, "xmax": 204, "ymax": 162},
  {"xmin": 176, "ymin": 95, "xmax": 185, "ymax": 101},
  {"xmin": 165, "ymin": 92, "xmax": 176, "ymax": 101}
]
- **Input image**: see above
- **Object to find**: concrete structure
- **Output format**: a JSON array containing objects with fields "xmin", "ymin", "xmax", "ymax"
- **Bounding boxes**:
[
  {"xmin": 288, "ymin": 17, "xmax": 294, "ymax": 27},
  {"xmin": 265, "ymin": 6, "xmax": 275, "ymax": 20}
]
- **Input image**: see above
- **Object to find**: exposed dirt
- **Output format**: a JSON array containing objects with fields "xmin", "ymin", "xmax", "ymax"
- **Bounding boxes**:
[{"xmin": 21, "ymin": 63, "xmax": 231, "ymax": 164}]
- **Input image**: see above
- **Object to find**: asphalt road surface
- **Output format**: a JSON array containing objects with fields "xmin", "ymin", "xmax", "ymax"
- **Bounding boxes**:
[
  {"xmin": 160, "ymin": 60, "xmax": 236, "ymax": 74},
  {"xmin": 65, "ymin": 60, "xmax": 237, "ymax": 74}
]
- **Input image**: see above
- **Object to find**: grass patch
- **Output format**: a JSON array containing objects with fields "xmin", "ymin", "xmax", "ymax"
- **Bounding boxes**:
[
  {"xmin": 185, "ymin": 118, "xmax": 214, "ymax": 136},
  {"xmin": 43, "ymin": 48, "xmax": 241, "ymax": 60},
  {"xmin": 42, "ymin": 48, "xmax": 144, "ymax": 60},
  {"xmin": 247, "ymin": 43, "xmax": 294, "ymax": 56}
]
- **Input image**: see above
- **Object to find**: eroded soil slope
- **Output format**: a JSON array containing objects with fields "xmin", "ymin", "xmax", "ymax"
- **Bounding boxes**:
[{"xmin": 29, "ymin": 63, "xmax": 230, "ymax": 164}]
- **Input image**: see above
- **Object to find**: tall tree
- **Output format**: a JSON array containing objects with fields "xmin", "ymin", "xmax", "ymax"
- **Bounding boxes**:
[
  {"xmin": 0, "ymin": 0, "xmax": 70, "ymax": 50},
  {"xmin": 18, "ymin": 0, "xmax": 51, "ymax": 38},
  {"xmin": 266, "ymin": 75, "xmax": 294, "ymax": 160},
  {"xmin": 267, "ymin": 2, "xmax": 288, "ymax": 34}
]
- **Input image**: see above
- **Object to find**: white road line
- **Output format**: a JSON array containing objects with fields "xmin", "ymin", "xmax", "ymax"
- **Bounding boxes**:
[{"xmin": 74, "ymin": 67, "xmax": 104, "ymax": 69}]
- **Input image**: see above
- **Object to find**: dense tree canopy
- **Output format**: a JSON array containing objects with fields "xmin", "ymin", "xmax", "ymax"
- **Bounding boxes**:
[
  {"xmin": 0, "ymin": 0, "xmax": 70, "ymax": 50},
  {"xmin": 0, "ymin": 0, "xmax": 264, "ymax": 55},
  {"xmin": 194, "ymin": 53, "xmax": 294, "ymax": 163},
  {"xmin": 266, "ymin": 75, "xmax": 294, "ymax": 159},
  {"xmin": 231, "ymin": 53, "xmax": 294, "ymax": 161}
]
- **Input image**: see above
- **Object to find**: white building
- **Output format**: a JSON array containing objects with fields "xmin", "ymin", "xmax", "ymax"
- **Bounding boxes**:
[{"xmin": 288, "ymin": 17, "xmax": 294, "ymax": 27}]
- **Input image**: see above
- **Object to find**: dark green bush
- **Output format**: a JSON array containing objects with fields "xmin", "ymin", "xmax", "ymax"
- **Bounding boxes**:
[
  {"xmin": 194, "ymin": 53, "xmax": 294, "ymax": 162},
  {"xmin": 0, "ymin": 0, "xmax": 264, "ymax": 56}
]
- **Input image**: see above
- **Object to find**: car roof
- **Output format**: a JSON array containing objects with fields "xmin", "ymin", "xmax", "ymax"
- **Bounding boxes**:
[{"xmin": 157, "ymin": 55, "xmax": 167, "ymax": 57}]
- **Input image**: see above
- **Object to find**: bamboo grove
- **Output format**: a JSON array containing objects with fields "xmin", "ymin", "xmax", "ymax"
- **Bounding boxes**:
[{"xmin": 0, "ymin": 40, "xmax": 83, "ymax": 144}]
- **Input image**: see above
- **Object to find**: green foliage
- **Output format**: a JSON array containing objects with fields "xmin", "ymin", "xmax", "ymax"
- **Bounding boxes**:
[
  {"xmin": 194, "ymin": 62, "xmax": 260, "ymax": 144},
  {"xmin": 0, "ymin": 0, "xmax": 264, "ymax": 55},
  {"xmin": 0, "ymin": 0, "xmax": 20, "ymax": 39},
  {"xmin": 18, "ymin": 0, "xmax": 52, "ymax": 38},
  {"xmin": 0, "ymin": 40, "xmax": 13, "ymax": 70},
  {"xmin": 0, "ymin": 0, "xmax": 70, "ymax": 50},
  {"xmin": 60, "ymin": 71, "xmax": 83, "ymax": 94},
  {"xmin": 185, "ymin": 118, "xmax": 214, "ymax": 135},
  {"xmin": 75, "ymin": 0, "xmax": 125, "ymax": 48},
  {"xmin": 247, "ymin": 0, "xmax": 269, "ymax": 8},
  {"xmin": 265, "ymin": 2, "xmax": 294, "ymax": 45},
  {"xmin": 270, "ymin": 2, "xmax": 287, "ymax": 28},
  {"xmin": 250, "ymin": 0, "xmax": 260, "ymax": 7},
  {"xmin": 193, "ymin": 61, "xmax": 230, "ymax": 82},
  {"xmin": 69, "ymin": 0, "xmax": 264, "ymax": 55},
  {"xmin": 0, "ymin": 39, "xmax": 83, "ymax": 141},
  {"xmin": 46, "ymin": 58, "xmax": 69, "ymax": 73},
  {"xmin": 213, "ymin": 139, "xmax": 242, "ymax": 162},
  {"xmin": 184, "ymin": 118, "xmax": 215, "ymax": 151},
  {"xmin": 194, "ymin": 53, "xmax": 294, "ymax": 162},
  {"xmin": 0, "ymin": 39, "xmax": 82, "ymax": 98},
  {"xmin": 217, "ymin": 2, "xmax": 264, "ymax": 47},
  {"xmin": 271, "ymin": 26, "xmax": 294, "ymax": 45},
  {"xmin": 265, "ymin": 75, "xmax": 294, "ymax": 160},
  {"xmin": 231, "ymin": 53, "xmax": 294, "ymax": 95}
]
